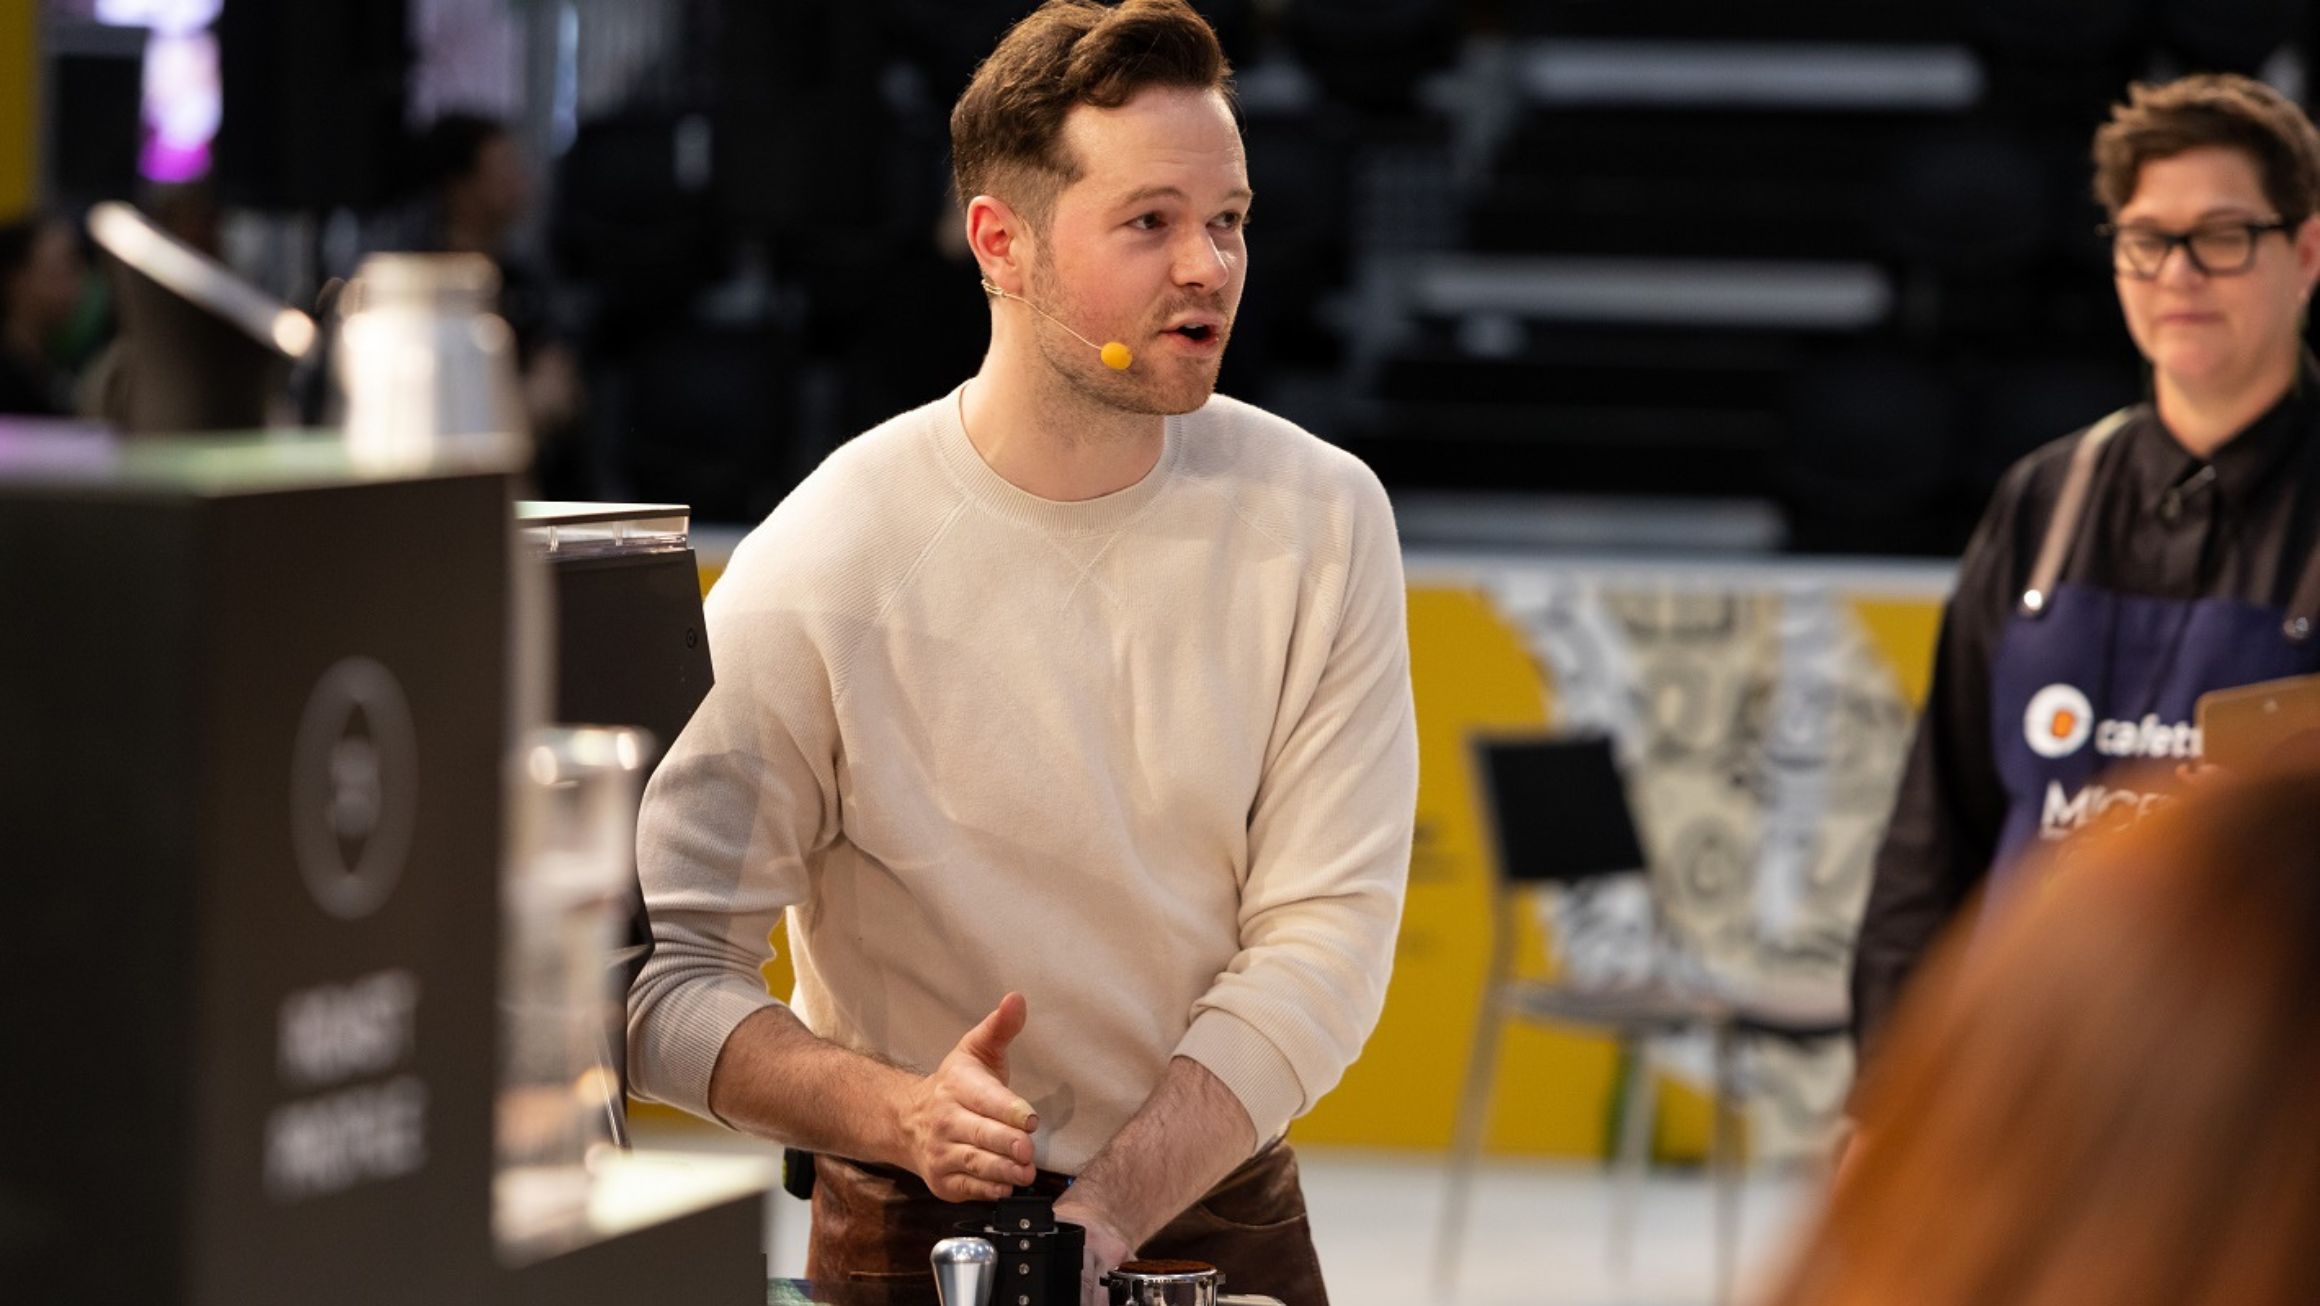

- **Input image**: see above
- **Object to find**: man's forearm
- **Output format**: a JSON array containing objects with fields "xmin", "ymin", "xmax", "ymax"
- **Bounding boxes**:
[
  {"xmin": 705, "ymin": 998, "xmax": 1042, "ymax": 1203},
  {"xmin": 705, "ymin": 1003, "xmax": 913, "ymax": 1164},
  {"xmin": 1061, "ymin": 1055, "xmax": 1257, "ymax": 1248}
]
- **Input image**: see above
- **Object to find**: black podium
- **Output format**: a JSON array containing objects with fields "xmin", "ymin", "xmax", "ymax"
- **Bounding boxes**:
[{"xmin": 1, "ymin": 429, "xmax": 764, "ymax": 1306}]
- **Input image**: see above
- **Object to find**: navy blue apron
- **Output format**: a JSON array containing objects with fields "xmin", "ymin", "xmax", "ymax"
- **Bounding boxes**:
[{"xmin": 1986, "ymin": 409, "xmax": 2320, "ymax": 900}]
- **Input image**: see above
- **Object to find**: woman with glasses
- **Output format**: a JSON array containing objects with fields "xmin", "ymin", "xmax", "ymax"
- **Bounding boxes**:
[{"xmin": 1852, "ymin": 74, "xmax": 2320, "ymax": 1069}]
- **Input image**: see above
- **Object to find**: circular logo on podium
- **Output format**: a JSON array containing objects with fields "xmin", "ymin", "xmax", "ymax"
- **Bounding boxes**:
[{"xmin": 290, "ymin": 657, "xmax": 419, "ymax": 920}]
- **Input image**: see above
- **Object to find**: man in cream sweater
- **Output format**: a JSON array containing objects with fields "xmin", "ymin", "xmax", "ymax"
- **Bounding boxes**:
[{"xmin": 626, "ymin": 3, "xmax": 1416, "ymax": 1300}]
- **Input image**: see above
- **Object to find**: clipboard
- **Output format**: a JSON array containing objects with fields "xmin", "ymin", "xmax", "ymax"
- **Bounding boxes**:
[{"xmin": 2196, "ymin": 672, "xmax": 2320, "ymax": 771}]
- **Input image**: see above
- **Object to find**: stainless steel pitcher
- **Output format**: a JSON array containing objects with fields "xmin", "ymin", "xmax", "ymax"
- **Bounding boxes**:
[{"xmin": 337, "ymin": 252, "xmax": 526, "ymax": 473}]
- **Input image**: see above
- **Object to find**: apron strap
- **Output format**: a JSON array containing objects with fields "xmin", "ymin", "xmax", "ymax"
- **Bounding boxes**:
[{"xmin": 2019, "ymin": 408, "xmax": 2135, "ymax": 619}]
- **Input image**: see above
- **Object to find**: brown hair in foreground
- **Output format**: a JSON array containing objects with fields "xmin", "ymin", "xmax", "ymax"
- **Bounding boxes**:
[
  {"xmin": 2093, "ymin": 72, "xmax": 2320, "ymax": 222},
  {"xmin": 949, "ymin": 0, "xmax": 1232, "ymax": 227},
  {"xmin": 1770, "ymin": 767, "xmax": 2320, "ymax": 1306}
]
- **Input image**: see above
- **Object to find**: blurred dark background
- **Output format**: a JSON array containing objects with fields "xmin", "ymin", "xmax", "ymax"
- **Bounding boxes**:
[{"xmin": 19, "ymin": 0, "xmax": 2320, "ymax": 553}]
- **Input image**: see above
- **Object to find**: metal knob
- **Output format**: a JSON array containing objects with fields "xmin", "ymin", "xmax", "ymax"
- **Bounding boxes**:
[{"xmin": 933, "ymin": 1236, "xmax": 997, "ymax": 1306}]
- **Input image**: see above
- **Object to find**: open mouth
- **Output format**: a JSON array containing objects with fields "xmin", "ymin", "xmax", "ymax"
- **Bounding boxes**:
[{"xmin": 1168, "ymin": 323, "xmax": 1217, "ymax": 342}]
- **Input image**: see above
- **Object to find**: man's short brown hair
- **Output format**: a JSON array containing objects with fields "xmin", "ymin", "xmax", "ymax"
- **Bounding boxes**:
[
  {"xmin": 2093, "ymin": 73, "xmax": 2320, "ymax": 224},
  {"xmin": 950, "ymin": 0, "xmax": 1232, "ymax": 228}
]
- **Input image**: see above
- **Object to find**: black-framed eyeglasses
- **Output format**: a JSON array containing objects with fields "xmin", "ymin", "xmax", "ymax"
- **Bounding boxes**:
[{"xmin": 2102, "ymin": 218, "xmax": 2295, "ymax": 279}]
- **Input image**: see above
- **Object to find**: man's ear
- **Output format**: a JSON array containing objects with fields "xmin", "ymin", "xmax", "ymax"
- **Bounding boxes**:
[
  {"xmin": 2292, "ymin": 213, "xmax": 2320, "ymax": 298},
  {"xmin": 966, "ymin": 194, "xmax": 1032, "ymax": 293}
]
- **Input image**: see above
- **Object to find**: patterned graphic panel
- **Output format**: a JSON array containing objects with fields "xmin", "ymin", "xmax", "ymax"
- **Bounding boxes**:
[
  {"xmin": 1299, "ymin": 558, "xmax": 1947, "ymax": 1160},
  {"xmin": 1489, "ymin": 569, "xmax": 1937, "ymax": 1154}
]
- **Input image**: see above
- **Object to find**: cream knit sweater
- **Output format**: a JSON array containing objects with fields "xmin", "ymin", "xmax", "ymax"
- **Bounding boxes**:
[{"xmin": 626, "ymin": 386, "xmax": 1417, "ymax": 1172}]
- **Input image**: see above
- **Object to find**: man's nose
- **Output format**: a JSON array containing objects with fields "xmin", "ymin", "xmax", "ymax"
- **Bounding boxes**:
[{"xmin": 1173, "ymin": 230, "xmax": 1232, "ymax": 290}]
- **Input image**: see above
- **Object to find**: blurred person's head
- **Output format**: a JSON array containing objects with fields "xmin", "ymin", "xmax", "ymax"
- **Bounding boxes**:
[
  {"xmin": 0, "ymin": 214, "xmax": 86, "ymax": 352},
  {"xmin": 951, "ymin": 0, "xmax": 1246, "ymax": 417},
  {"xmin": 141, "ymin": 179, "xmax": 222, "ymax": 259},
  {"xmin": 1773, "ymin": 768, "xmax": 2320, "ymax": 1306},
  {"xmin": 418, "ymin": 112, "xmax": 531, "ymax": 253},
  {"xmin": 2094, "ymin": 75, "xmax": 2320, "ymax": 404}
]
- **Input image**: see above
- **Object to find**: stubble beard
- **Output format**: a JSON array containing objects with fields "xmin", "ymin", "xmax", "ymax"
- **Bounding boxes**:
[{"xmin": 1028, "ymin": 260, "xmax": 1224, "ymax": 420}]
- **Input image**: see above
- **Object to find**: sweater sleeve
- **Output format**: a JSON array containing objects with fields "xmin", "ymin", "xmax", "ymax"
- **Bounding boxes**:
[
  {"xmin": 624, "ymin": 554, "xmax": 845, "ymax": 1122},
  {"xmin": 1175, "ymin": 468, "xmax": 1418, "ymax": 1142},
  {"xmin": 1849, "ymin": 460, "xmax": 2032, "ymax": 1064}
]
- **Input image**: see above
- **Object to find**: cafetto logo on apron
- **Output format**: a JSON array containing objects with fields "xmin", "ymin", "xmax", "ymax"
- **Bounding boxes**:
[
  {"xmin": 2022, "ymin": 682, "xmax": 2201, "ymax": 761},
  {"xmin": 2021, "ymin": 687, "xmax": 2191, "ymax": 846}
]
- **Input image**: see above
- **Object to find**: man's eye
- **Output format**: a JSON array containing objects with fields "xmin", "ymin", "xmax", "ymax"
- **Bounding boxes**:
[
  {"xmin": 1214, "ymin": 212, "xmax": 1245, "ymax": 231},
  {"xmin": 1129, "ymin": 213, "xmax": 1164, "ymax": 231}
]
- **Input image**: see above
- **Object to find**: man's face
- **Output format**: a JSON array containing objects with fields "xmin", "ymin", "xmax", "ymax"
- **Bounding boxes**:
[
  {"xmin": 1027, "ymin": 85, "xmax": 1249, "ymax": 417},
  {"xmin": 2113, "ymin": 145, "xmax": 2320, "ymax": 394}
]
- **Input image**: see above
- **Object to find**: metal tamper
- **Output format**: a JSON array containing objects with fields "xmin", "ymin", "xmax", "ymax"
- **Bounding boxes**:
[{"xmin": 933, "ymin": 1236, "xmax": 998, "ymax": 1306}]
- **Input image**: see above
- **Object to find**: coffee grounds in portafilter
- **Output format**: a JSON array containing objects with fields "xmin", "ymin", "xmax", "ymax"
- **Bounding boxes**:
[{"xmin": 1116, "ymin": 1260, "xmax": 1215, "ymax": 1276}]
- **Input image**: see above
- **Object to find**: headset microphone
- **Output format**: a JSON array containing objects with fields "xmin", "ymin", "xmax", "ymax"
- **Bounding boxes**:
[{"xmin": 980, "ymin": 277, "xmax": 1133, "ymax": 370}]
